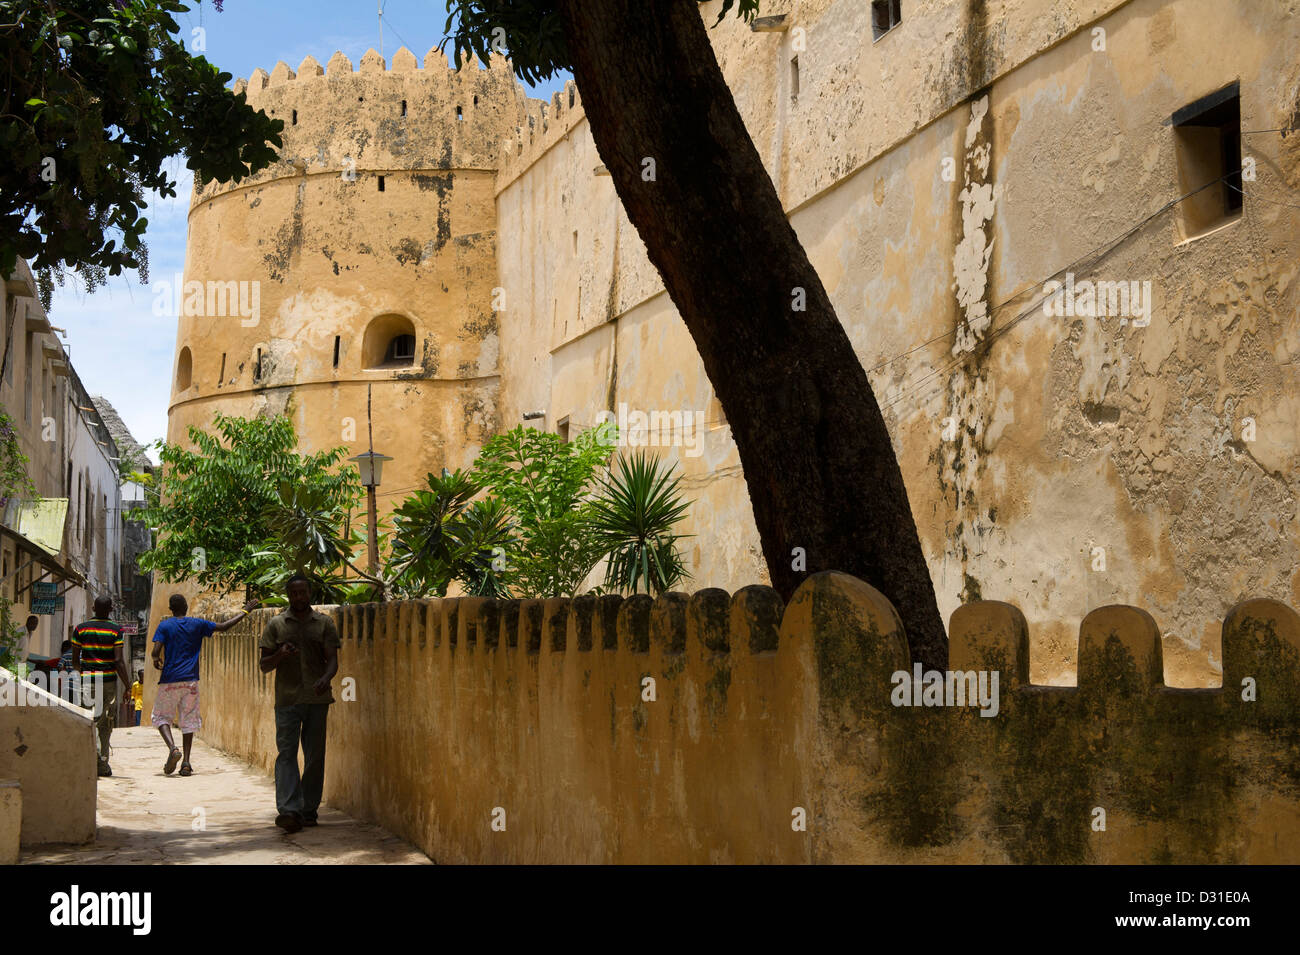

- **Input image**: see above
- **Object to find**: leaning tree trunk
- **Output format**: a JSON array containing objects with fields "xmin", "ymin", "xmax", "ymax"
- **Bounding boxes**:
[{"xmin": 554, "ymin": 0, "xmax": 948, "ymax": 669}]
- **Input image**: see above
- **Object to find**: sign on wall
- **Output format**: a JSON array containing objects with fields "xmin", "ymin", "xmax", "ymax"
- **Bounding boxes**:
[{"xmin": 31, "ymin": 581, "xmax": 64, "ymax": 614}]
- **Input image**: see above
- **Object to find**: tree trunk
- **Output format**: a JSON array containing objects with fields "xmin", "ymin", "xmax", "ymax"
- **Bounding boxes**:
[{"xmin": 554, "ymin": 0, "xmax": 948, "ymax": 669}]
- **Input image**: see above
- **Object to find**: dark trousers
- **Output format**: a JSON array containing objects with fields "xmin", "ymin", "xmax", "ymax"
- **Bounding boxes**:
[{"xmin": 273, "ymin": 703, "xmax": 329, "ymax": 819}]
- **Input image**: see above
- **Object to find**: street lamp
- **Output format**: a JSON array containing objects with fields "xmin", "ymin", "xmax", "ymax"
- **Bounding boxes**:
[{"xmin": 349, "ymin": 451, "xmax": 392, "ymax": 580}]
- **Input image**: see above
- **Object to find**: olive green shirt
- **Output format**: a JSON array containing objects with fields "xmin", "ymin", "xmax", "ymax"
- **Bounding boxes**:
[{"xmin": 258, "ymin": 610, "xmax": 341, "ymax": 707}]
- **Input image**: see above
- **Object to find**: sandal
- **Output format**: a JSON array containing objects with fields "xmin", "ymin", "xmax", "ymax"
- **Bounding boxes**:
[
  {"xmin": 179, "ymin": 762, "xmax": 193, "ymax": 777},
  {"xmin": 164, "ymin": 748, "xmax": 182, "ymax": 776}
]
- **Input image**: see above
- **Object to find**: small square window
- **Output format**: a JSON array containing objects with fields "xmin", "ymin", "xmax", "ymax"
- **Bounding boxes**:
[
  {"xmin": 1172, "ymin": 81, "xmax": 1242, "ymax": 240},
  {"xmin": 872, "ymin": 0, "xmax": 902, "ymax": 41}
]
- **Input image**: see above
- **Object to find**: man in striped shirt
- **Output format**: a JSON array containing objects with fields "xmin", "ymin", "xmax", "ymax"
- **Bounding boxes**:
[{"xmin": 72, "ymin": 596, "xmax": 130, "ymax": 777}]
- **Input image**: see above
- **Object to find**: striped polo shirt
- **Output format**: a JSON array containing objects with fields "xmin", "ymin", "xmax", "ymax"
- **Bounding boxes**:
[{"xmin": 72, "ymin": 618, "xmax": 123, "ymax": 676}]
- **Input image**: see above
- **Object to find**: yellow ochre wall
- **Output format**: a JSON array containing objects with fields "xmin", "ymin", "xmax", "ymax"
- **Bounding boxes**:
[
  {"xmin": 196, "ymin": 574, "xmax": 1300, "ymax": 864},
  {"xmin": 158, "ymin": 0, "xmax": 1300, "ymax": 701}
]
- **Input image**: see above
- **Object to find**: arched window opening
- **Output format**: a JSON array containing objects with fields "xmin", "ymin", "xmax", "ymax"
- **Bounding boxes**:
[
  {"xmin": 175, "ymin": 346, "xmax": 192, "ymax": 391},
  {"xmin": 362, "ymin": 314, "xmax": 419, "ymax": 369}
]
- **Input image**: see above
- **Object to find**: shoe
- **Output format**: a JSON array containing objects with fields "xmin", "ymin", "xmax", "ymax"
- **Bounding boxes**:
[
  {"xmin": 275, "ymin": 812, "xmax": 304, "ymax": 834},
  {"xmin": 97, "ymin": 762, "xmax": 112, "ymax": 777},
  {"xmin": 164, "ymin": 748, "xmax": 181, "ymax": 775},
  {"xmin": 302, "ymin": 816, "xmax": 318, "ymax": 827}
]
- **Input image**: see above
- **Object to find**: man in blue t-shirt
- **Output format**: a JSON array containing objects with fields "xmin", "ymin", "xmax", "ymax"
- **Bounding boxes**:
[{"xmin": 151, "ymin": 593, "xmax": 258, "ymax": 776}]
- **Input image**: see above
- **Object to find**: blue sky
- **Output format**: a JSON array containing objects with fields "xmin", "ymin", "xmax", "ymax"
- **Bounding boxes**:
[{"xmin": 50, "ymin": 0, "xmax": 568, "ymax": 458}]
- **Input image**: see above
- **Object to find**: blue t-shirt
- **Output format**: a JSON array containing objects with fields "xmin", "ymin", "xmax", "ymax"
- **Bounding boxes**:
[{"xmin": 153, "ymin": 616, "xmax": 217, "ymax": 684}]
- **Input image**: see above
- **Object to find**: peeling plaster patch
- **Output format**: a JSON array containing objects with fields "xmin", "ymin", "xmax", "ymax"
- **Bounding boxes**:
[
  {"xmin": 953, "ymin": 96, "xmax": 1003, "ymax": 356},
  {"xmin": 476, "ymin": 332, "xmax": 500, "ymax": 375},
  {"xmin": 941, "ymin": 93, "xmax": 1003, "ymax": 605}
]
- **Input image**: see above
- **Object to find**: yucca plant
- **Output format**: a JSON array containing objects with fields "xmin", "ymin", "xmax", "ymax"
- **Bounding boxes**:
[{"xmin": 588, "ymin": 451, "xmax": 692, "ymax": 595}]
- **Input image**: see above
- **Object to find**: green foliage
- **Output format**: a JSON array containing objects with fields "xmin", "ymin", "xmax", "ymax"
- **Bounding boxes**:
[
  {"xmin": 470, "ymin": 423, "xmax": 614, "ymax": 598},
  {"xmin": 453, "ymin": 497, "xmax": 513, "ymax": 598},
  {"xmin": 588, "ymin": 451, "xmax": 692, "ymax": 595},
  {"xmin": 0, "ymin": 404, "xmax": 36, "ymax": 506},
  {"xmin": 262, "ymin": 480, "xmax": 357, "ymax": 576},
  {"xmin": 0, "ymin": 591, "xmax": 26, "ymax": 674},
  {"xmin": 137, "ymin": 413, "xmax": 360, "ymax": 599},
  {"xmin": 386, "ymin": 468, "xmax": 510, "ymax": 598},
  {"xmin": 0, "ymin": 0, "xmax": 283, "ymax": 307},
  {"xmin": 440, "ymin": 0, "xmax": 760, "ymax": 85}
]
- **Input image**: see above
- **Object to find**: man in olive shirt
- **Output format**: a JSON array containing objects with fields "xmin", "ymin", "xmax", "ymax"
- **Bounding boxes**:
[{"xmin": 258, "ymin": 574, "xmax": 340, "ymax": 833}]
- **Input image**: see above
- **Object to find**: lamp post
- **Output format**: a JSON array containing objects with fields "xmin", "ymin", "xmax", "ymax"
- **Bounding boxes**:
[{"xmin": 349, "ymin": 451, "xmax": 392, "ymax": 581}]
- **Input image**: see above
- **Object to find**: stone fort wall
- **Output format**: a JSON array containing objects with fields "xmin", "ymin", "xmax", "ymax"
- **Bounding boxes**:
[
  {"xmin": 491, "ymin": 0, "xmax": 1300, "ymax": 689},
  {"xmin": 188, "ymin": 574, "xmax": 1300, "ymax": 863},
  {"xmin": 161, "ymin": 0, "xmax": 1300, "ymax": 696}
]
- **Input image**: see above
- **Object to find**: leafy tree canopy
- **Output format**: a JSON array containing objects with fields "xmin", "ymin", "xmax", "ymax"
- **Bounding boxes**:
[
  {"xmin": 470, "ymin": 423, "xmax": 615, "ymax": 598},
  {"xmin": 137, "ymin": 413, "xmax": 360, "ymax": 599},
  {"xmin": 0, "ymin": 0, "xmax": 283, "ymax": 306},
  {"xmin": 439, "ymin": 0, "xmax": 758, "ymax": 84}
]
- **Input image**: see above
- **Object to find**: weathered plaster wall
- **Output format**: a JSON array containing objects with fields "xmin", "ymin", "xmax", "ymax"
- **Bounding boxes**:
[
  {"xmin": 493, "ymin": 0, "xmax": 1300, "ymax": 687},
  {"xmin": 152, "ymin": 49, "xmax": 530, "ymax": 636},
  {"xmin": 160, "ymin": 0, "xmax": 1300, "ymax": 694},
  {"xmin": 1, "ymin": 261, "xmax": 125, "ymax": 655},
  {"xmin": 195, "ymin": 573, "xmax": 1300, "ymax": 863},
  {"xmin": 0, "ymin": 669, "xmax": 96, "ymax": 846}
]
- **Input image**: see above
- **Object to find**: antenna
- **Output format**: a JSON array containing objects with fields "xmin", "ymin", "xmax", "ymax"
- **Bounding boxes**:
[{"xmin": 378, "ymin": 0, "xmax": 385, "ymax": 59}]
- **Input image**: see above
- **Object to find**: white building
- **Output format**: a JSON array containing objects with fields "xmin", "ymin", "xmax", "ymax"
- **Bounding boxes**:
[{"xmin": 0, "ymin": 258, "xmax": 129, "ymax": 660}]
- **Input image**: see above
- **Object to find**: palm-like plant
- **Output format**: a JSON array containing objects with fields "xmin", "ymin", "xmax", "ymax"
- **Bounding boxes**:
[
  {"xmin": 587, "ymin": 451, "xmax": 692, "ymax": 595},
  {"xmin": 453, "ymin": 497, "xmax": 514, "ymax": 598},
  {"xmin": 386, "ymin": 469, "xmax": 478, "ymax": 597},
  {"xmin": 386, "ymin": 469, "xmax": 517, "ymax": 598},
  {"xmin": 251, "ymin": 479, "xmax": 373, "ymax": 601}
]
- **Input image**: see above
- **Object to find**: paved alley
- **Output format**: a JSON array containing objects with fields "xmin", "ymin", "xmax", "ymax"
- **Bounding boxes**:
[{"xmin": 23, "ymin": 727, "xmax": 431, "ymax": 865}]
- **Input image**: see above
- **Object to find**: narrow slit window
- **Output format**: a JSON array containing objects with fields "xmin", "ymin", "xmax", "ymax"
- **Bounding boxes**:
[
  {"xmin": 218, "ymin": 352, "xmax": 226, "ymax": 385},
  {"xmin": 790, "ymin": 56, "xmax": 800, "ymax": 101},
  {"xmin": 255, "ymin": 348, "xmax": 262, "ymax": 382},
  {"xmin": 400, "ymin": 100, "xmax": 407, "ymax": 117},
  {"xmin": 456, "ymin": 105, "xmax": 463, "ymax": 121},
  {"xmin": 377, "ymin": 175, "xmax": 385, "ymax": 192},
  {"xmin": 291, "ymin": 109, "xmax": 298, "ymax": 125},
  {"xmin": 333, "ymin": 336, "xmax": 341, "ymax": 369}
]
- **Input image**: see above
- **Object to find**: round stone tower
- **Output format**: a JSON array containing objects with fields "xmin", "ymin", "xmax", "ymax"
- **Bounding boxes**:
[{"xmin": 158, "ymin": 46, "xmax": 536, "ymax": 616}]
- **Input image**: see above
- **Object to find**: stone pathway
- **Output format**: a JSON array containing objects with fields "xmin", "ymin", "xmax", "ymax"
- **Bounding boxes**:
[{"xmin": 24, "ymin": 727, "xmax": 432, "ymax": 865}]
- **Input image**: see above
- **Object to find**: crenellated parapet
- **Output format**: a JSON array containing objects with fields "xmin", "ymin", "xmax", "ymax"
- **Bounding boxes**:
[
  {"xmin": 193, "ymin": 46, "xmax": 540, "ymax": 206},
  {"xmin": 196, "ymin": 572, "xmax": 1300, "ymax": 864},
  {"xmin": 494, "ymin": 78, "xmax": 586, "ymax": 191}
]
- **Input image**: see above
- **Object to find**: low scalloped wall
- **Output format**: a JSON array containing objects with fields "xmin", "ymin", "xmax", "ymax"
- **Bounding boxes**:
[{"xmin": 194, "ymin": 572, "xmax": 1300, "ymax": 863}]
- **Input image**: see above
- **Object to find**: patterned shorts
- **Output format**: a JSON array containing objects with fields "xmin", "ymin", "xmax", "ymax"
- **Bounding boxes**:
[{"xmin": 151, "ymin": 681, "xmax": 202, "ymax": 733}]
